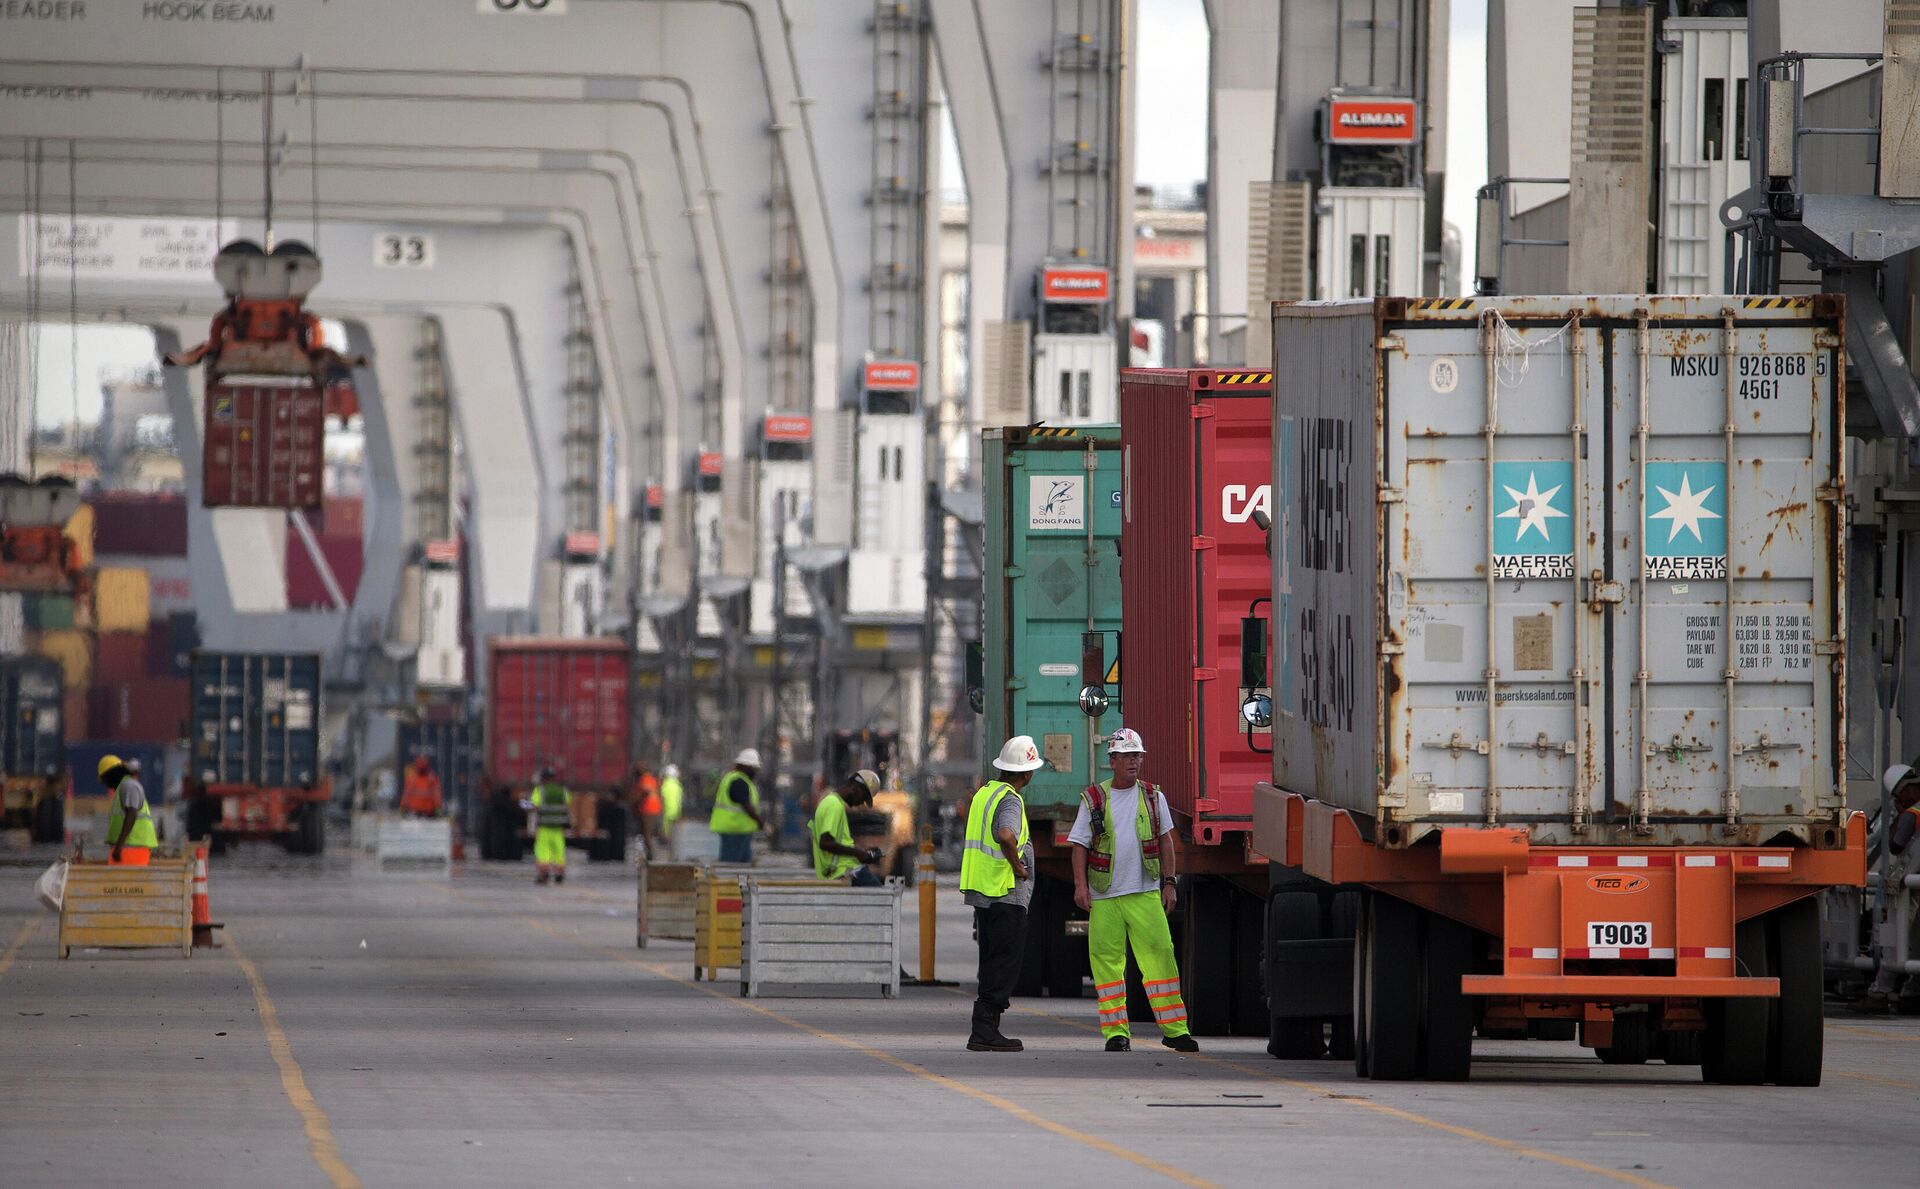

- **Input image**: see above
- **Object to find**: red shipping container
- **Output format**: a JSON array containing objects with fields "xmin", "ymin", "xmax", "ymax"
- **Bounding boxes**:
[
  {"xmin": 90, "ymin": 678, "xmax": 190, "ymax": 744},
  {"xmin": 1119, "ymin": 369, "xmax": 1274, "ymax": 850},
  {"xmin": 90, "ymin": 493, "xmax": 189, "ymax": 557},
  {"xmin": 322, "ymin": 496, "xmax": 364, "ymax": 539},
  {"xmin": 285, "ymin": 533, "xmax": 365, "ymax": 610},
  {"xmin": 95, "ymin": 631, "xmax": 150, "ymax": 685},
  {"xmin": 202, "ymin": 382, "xmax": 325, "ymax": 509},
  {"xmin": 486, "ymin": 637, "xmax": 632, "ymax": 793}
]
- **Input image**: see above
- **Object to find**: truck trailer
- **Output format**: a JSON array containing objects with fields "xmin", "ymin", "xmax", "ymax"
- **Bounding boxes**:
[
  {"xmin": 183, "ymin": 651, "xmax": 329, "ymax": 854},
  {"xmin": 1, "ymin": 654, "xmax": 68, "ymax": 842},
  {"xmin": 478, "ymin": 637, "xmax": 633, "ymax": 863},
  {"xmin": 1248, "ymin": 295, "xmax": 1865, "ymax": 1083}
]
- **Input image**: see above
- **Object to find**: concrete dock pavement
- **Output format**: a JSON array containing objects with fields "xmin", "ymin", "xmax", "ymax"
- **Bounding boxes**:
[{"xmin": 1, "ymin": 844, "xmax": 1917, "ymax": 1188}]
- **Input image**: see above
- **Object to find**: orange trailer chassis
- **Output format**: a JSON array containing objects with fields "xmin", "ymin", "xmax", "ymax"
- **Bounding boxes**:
[{"xmin": 1267, "ymin": 790, "xmax": 1865, "ymax": 996}]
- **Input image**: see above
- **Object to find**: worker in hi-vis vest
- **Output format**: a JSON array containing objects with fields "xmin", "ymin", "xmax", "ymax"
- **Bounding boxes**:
[
  {"xmin": 99, "ymin": 754, "xmax": 157, "ymax": 867},
  {"xmin": 709, "ymin": 748, "xmax": 765, "ymax": 865},
  {"xmin": 527, "ymin": 768, "xmax": 571, "ymax": 885},
  {"xmin": 658, "ymin": 764, "xmax": 685, "ymax": 858},
  {"xmin": 1070, "ymin": 728, "xmax": 1199, "ymax": 1052},
  {"xmin": 959, "ymin": 735, "xmax": 1042, "ymax": 1053},
  {"xmin": 810, "ymin": 769, "xmax": 885, "ymax": 886}
]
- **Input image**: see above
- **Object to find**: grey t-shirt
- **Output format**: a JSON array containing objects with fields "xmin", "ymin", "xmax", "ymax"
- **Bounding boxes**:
[
  {"xmin": 119, "ymin": 777, "xmax": 148, "ymax": 812},
  {"xmin": 963, "ymin": 789, "xmax": 1035, "ymax": 910}
]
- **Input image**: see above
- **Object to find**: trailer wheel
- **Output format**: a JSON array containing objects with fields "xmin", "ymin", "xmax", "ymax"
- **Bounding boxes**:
[
  {"xmin": 1231, "ymin": 886, "xmax": 1269, "ymax": 1037},
  {"xmin": 1767, "ymin": 897, "xmax": 1823, "ymax": 1087},
  {"xmin": 1012, "ymin": 874, "xmax": 1052, "ymax": 998},
  {"xmin": 1326, "ymin": 891, "xmax": 1360, "ymax": 1060},
  {"xmin": 592, "ymin": 801, "xmax": 627, "ymax": 863},
  {"xmin": 1361, "ymin": 894, "xmax": 1422, "ymax": 1080},
  {"xmin": 32, "ymin": 792, "xmax": 64, "ymax": 844},
  {"xmin": 1596, "ymin": 1013, "xmax": 1653, "ymax": 1065},
  {"xmin": 1420, "ymin": 913, "xmax": 1475, "ymax": 1081},
  {"xmin": 304, "ymin": 802, "xmax": 327, "ymax": 855},
  {"xmin": 1655, "ymin": 1028, "xmax": 1703, "ymax": 1066},
  {"xmin": 1351, "ymin": 897, "xmax": 1371, "ymax": 1075},
  {"xmin": 1180, "ymin": 876, "xmax": 1235, "ymax": 1035},
  {"xmin": 185, "ymin": 797, "xmax": 218, "ymax": 845},
  {"xmin": 493, "ymin": 807, "xmax": 526, "ymax": 863},
  {"xmin": 1265, "ymin": 891, "xmax": 1327, "ymax": 1059},
  {"xmin": 1703, "ymin": 916, "xmax": 1770, "ymax": 1085}
]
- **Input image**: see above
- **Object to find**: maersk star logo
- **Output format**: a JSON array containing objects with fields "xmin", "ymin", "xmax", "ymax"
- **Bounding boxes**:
[
  {"xmin": 1648, "ymin": 472, "xmax": 1721, "ymax": 543},
  {"xmin": 1496, "ymin": 470, "xmax": 1568, "ymax": 543}
]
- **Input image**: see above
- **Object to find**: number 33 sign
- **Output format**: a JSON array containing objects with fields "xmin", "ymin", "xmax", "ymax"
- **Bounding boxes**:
[
  {"xmin": 373, "ymin": 234, "xmax": 434, "ymax": 270},
  {"xmin": 479, "ymin": 0, "xmax": 567, "ymax": 12}
]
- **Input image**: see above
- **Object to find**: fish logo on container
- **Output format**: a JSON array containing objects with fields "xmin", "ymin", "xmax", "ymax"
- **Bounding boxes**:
[
  {"xmin": 1491, "ymin": 461, "xmax": 1573, "ymax": 579},
  {"xmin": 1644, "ymin": 462, "xmax": 1726, "ymax": 580},
  {"xmin": 1028, "ymin": 475, "xmax": 1085, "ymax": 531}
]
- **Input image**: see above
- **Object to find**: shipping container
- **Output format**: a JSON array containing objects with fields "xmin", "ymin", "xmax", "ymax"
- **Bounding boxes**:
[
  {"xmin": 398, "ymin": 700, "xmax": 482, "ymax": 825},
  {"xmin": 479, "ymin": 637, "xmax": 633, "ymax": 864},
  {"xmin": 1251, "ymin": 296, "xmax": 1864, "ymax": 1084},
  {"xmin": 96, "ymin": 631, "xmax": 149, "ymax": 685},
  {"xmin": 285, "ymin": 533, "xmax": 365, "ymax": 610},
  {"xmin": 94, "ymin": 568, "xmax": 152, "ymax": 632},
  {"xmin": 201, "ymin": 381, "xmax": 325, "ymax": 509},
  {"xmin": 90, "ymin": 492, "xmax": 188, "ymax": 557},
  {"xmin": 1117, "ymin": 369, "xmax": 1278, "ymax": 1035},
  {"xmin": 89, "ymin": 678, "xmax": 189, "ymax": 745},
  {"xmin": 65, "ymin": 741, "xmax": 169, "ymax": 804},
  {"xmin": 1, "ymin": 655, "xmax": 66, "ymax": 840},
  {"xmin": 32, "ymin": 629, "xmax": 93, "ymax": 692},
  {"xmin": 24, "ymin": 592, "xmax": 76, "ymax": 631},
  {"xmin": 485, "ymin": 638, "xmax": 631, "ymax": 792},
  {"xmin": 64, "ymin": 504, "xmax": 94, "ymax": 569},
  {"xmin": 146, "ymin": 613, "xmax": 199, "ymax": 679},
  {"xmin": 184, "ymin": 651, "xmax": 327, "ymax": 854},
  {"xmin": 981, "ymin": 425, "xmax": 1122, "ymax": 1001}
]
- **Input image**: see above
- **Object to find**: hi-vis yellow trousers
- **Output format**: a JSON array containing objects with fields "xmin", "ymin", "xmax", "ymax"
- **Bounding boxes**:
[{"xmin": 1089, "ymin": 891, "xmax": 1190, "ymax": 1039}]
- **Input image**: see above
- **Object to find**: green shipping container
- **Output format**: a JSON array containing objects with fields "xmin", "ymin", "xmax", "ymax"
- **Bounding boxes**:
[
  {"xmin": 982, "ymin": 426, "xmax": 1123, "ymax": 826},
  {"xmin": 24, "ymin": 594, "xmax": 76, "ymax": 631}
]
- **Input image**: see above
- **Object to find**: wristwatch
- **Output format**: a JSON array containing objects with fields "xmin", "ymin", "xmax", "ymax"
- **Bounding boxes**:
[{"xmin": 1161, "ymin": 877, "xmax": 1176, "ymax": 887}]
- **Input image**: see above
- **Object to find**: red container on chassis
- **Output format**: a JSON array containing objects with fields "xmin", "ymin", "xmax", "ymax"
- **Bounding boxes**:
[
  {"xmin": 201, "ymin": 381, "xmax": 325, "ymax": 509},
  {"xmin": 1119, "ymin": 369, "xmax": 1275, "ymax": 856},
  {"xmin": 485, "ymin": 637, "xmax": 632, "ymax": 794},
  {"xmin": 89, "ymin": 492, "xmax": 188, "ymax": 558}
]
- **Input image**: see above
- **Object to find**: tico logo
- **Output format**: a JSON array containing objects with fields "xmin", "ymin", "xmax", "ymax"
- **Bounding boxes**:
[
  {"xmin": 1222, "ymin": 484, "xmax": 1272, "ymax": 524},
  {"xmin": 1587, "ymin": 874, "xmax": 1650, "ymax": 895}
]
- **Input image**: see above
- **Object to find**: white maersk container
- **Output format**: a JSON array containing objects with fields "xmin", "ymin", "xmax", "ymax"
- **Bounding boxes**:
[
  {"xmin": 1270, "ymin": 295, "xmax": 1846, "ymax": 849},
  {"xmin": 1659, "ymin": 18, "xmax": 1747, "ymax": 292}
]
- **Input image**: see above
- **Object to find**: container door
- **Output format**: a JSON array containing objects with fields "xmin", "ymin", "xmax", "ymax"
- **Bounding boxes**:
[
  {"xmin": 1606, "ymin": 315, "xmax": 1839, "ymax": 835},
  {"xmin": 1006, "ymin": 445, "xmax": 1122, "ymax": 799},
  {"xmin": 1383, "ymin": 316, "xmax": 1608, "ymax": 831}
]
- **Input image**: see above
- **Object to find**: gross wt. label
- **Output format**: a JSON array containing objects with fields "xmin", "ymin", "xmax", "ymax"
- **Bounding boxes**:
[
  {"xmin": 1587, "ymin": 921, "xmax": 1652, "ymax": 948},
  {"xmin": 201, "ymin": 383, "xmax": 325, "ymax": 509}
]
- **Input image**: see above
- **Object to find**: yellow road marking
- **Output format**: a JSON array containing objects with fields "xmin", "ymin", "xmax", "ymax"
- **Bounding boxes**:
[
  {"xmin": 228, "ymin": 933, "xmax": 361, "ymax": 1189},
  {"xmin": 504, "ymin": 908, "xmax": 1213, "ymax": 1188},
  {"xmin": 994, "ymin": 995, "xmax": 1678, "ymax": 1189},
  {"xmin": 0, "ymin": 918, "xmax": 37, "ymax": 977},
  {"xmin": 1828, "ymin": 1022, "xmax": 1920, "ymax": 1043}
]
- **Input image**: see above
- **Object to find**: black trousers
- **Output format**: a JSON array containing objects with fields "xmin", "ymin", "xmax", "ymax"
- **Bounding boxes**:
[{"xmin": 973, "ymin": 902, "xmax": 1029, "ymax": 1014}]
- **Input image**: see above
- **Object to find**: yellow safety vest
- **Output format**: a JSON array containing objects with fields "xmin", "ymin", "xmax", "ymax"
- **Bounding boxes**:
[
  {"xmin": 107, "ymin": 778, "xmax": 158, "ymax": 849},
  {"xmin": 660, "ymin": 776, "xmax": 684, "ymax": 824},
  {"xmin": 1082, "ymin": 779, "xmax": 1163, "ymax": 895},
  {"xmin": 959, "ymin": 781, "xmax": 1029, "ymax": 899},
  {"xmin": 709, "ymin": 770, "xmax": 761, "ymax": 835},
  {"xmin": 531, "ymin": 783, "xmax": 571, "ymax": 829}
]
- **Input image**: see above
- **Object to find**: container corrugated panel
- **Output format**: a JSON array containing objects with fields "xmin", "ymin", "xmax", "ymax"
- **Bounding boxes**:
[
  {"xmin": 188, "ymin": 652, "xmax": 323, "ymax": 788},
  {"xmin": 202, "ymin": 382, "xmax": 325, "ymax": 510},
  {"xmin": 285, "ymin": 534, "xmax": 365, "ymax": 609},
  {"xmin": 96, "ymin": 632, "xmax": 148, "ymax": 685},
  {"xmin": 1119, "ymin": 370, "xmax": 1275, "ymax": 847},
  {"xmin": 66, "ymin": 741, "xmax": 168, "ymax": 803},
  {"xmin": 982, "ymin": 426, "xmax": 1124, "ymax": 823},
  {"xmin": 90, "ymin": 678, "xmax": 189, "ymax": 745},
  {"xmin": 24, "ymin": 593, "xmax": 75, "ymax": 631},
  {"xmin": 486, "ymin": 638, "xmax": 632, "ymax": 792},
  {"xmin": 94, "ymin": 568, "xmax": 152, "ymax": 633},
  {"xmin": 1, "ymin": 655, "xmax": 65, "ymax": 779},
  {"xmin": 32, "ymin": 629, "xmax": 93, "ymax": 691},
  {"xmin": 397, "ymin": 702, "xmax": 483, "ymax": 820},
  {"xmin": 90, "ymin": 493, "xmax": 187, "ymax": 558},
  {"xmin": 1269, "ymin": 295, "xmax": 1844, "ymax": 848}
]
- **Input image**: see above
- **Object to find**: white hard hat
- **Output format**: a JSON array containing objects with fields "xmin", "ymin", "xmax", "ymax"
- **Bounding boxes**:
[
  {"xmin": 735, "ymin": 748, "xmax": 763, "ymax": 769},
  {"xmin": 1885, "ymin": 764, "xmax": 1914, "ymax": 795},
  {"xmin": 663, "ymin": 764, "xmax": 680, "ymax": 779},
  {"xmin": 992, "ymin": 735, "xmax": 1045, "ymax": 773},
  {"xmin": 1107, "ymin": 728, "xmax": 1146, "ymax": 755}
]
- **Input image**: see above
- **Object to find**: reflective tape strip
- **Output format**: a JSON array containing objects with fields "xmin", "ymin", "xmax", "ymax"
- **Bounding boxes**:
[
  {"xmin": 1684, "ymin": 855, "xmax": 1724, "ymax": 867},
  {"xmin": 1155, "ymin": 1012, "xmax": 1187, "ymax": 1026},
  {"xmin": 1507, "ymin": 947, "xmax": 1559, "ymax": 959},
  {"xmin": 962, "ymin": 840, "xmax": 1001, "ymax": 856},
  {"xmin": 1616, "ymin": 855, "xmax": 1648, "ymax": 867},
  {"xmin": 1564, "ymin": 947, "xmax": 1674, "ymax": 960},
  {"xmin": 1097, "ymin": 996, "xmax": 1127, "ymax": 1009},
  {"xmin": 1093, "ymin": 981, "xmax": 1125, "ymax": 995},
  {"xmin": 1143, "ymin": 978, "xmax": 1182, "ymax": 994},
  {"xmin": 1530, "ymin": 854, "xmax": 1676, "ymax": 868},
  {"xmin": 1677, "ymin": 946, "xmax": 1734, "ymax": 959},
  {"xmin": 1742, "ymin": 854, "xmax": 1791, "ymax": 869}
]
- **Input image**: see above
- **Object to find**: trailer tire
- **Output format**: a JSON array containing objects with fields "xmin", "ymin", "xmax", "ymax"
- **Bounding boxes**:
[
  {"xmin": 493, "ymin": 806, "xmax": 526, "ymax": 863},
  {"xmin": 1656, "ymin": 1028, "xmax": 1703, "ymax": 1066},
  {"xmin": 1266, "ymin": 891, "xmax": 1327, "ymax": 1059},
  {"xmin": 32, "ymin": 792, "xmax": 64, "ymax": 844},
  {"xmin": 1351, "ymin": 896, "xmax": 1371, "ymax": 1075},
  {"xmin": 1012, "ymin": 874, "xmax": 1052, "ymax": 998},
  {"xmin": 185, "ymin": 797, "xmax": 218, "ymax": 845},
  {"xmin": 1767, "ymin": 897, "xmax": 1823, "ymax": 1087},
  {"xmin": 1231, "ymin": 886, "xmax": 1269, "ymax": 1036},
  {"xmin": 1704, "ymin": 916, "xmax": 1770, "ymax": 1085},
  {"xmin": 593, "ymin": 801, "xmax": 627, "ymax": 863},
  {"xmin": 1181, "ymin": 876, "xmax": 1235, "ymax": 1035},
  {"xmin": 1420, "ymin": 913, "xmax": 1475, "ymax": 1081},
  {"xmin": 1361, "ymin": 894, "xmax": 1422, "ymax": 1080},
  {"xmin": 1596, "ymin": 1013, "xmax": 1653, "ymax": 1065}
]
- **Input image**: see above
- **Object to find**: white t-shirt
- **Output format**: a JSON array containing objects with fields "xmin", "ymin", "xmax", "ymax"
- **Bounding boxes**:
[{"xmin": 1068, "ymin": 781, "xmax": 1173, "ymax": 900}]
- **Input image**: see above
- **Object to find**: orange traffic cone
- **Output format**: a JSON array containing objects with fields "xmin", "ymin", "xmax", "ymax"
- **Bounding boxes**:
[{"xmin": 192, "ymin": 843, "xmax": 218, "ymax": 948}]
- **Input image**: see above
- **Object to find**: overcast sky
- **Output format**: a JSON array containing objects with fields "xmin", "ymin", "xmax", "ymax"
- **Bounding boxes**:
[{"xmin": 33, "ymin": 0, "xmax": 1489, "ymax": 428}]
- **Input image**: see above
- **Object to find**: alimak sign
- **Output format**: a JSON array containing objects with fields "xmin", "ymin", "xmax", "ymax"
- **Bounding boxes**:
[
  {"xmin": 863, "ymin": 360, "xmax": 921, "ymax": 391},
  {"xmin": 1326, "ymin": 97, "xmax": 1420, "ymax": 144},
  {"xmin": 1041, "ymin": 266, "xmax": 1111, "ymax": 303}
]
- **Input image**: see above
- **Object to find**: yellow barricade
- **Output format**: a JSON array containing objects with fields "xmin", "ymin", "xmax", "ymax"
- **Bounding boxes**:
[{"xmin": 59, "ymin": 857, "xmax": 194, "ymax": 959}]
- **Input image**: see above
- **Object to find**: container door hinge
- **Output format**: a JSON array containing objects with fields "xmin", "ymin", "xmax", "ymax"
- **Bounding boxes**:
[
  {"xmin": 1380, "ymin": 640, "xmax": 1406, "ymax": 655},
  {"xmin": 1423, "ymin": 732, "xmax": 1489, "ymax": 756},
  {"xmin": 1815, "ymin": 330, "xmax": 1842, "ymax": 350},
  {"xmin": 1007, "ymin": 678, "xmax": 1027, "ymax": 691},
  {"xmin": 1192, "ymin": 535, "xmax": 1216, "ymax": 552},
  {"xmin": 1585, "ymin": 578, "xmax": 1626, "ymax": 606},
  {"xmin": 1377, "ymin": 335, "xmax": 1405, "ymax": 352},
  {"xmin": 1815, "ymin": 482, "xmax": 1843, "ymax": 502},
  {"xmin": 1814, "ymin": 639, "xmax": 1842, "ymax": 655},
  {"xmin": 1378, "ymin": 486, "xmax": 1405, "ymax": 504},
  {"xmin": 1193, "ymin": 667, "xmax": 1219, "ymax": 682},
  {"xmin": 1191, "ymin": 405, "xmax": 1217, "ymax": 420},
  {"xmin": 1005, "ymin": 564, "xmax": 1026, "ymax": 578}
]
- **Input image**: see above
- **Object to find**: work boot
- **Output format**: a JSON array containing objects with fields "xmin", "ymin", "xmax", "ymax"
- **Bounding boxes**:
[
  {"xmin": 536, "ymin": 870, "xmax": 549, "ymax": 885},
  {"xmin": 967, "ymin": 1004, "xmax": 1022, "ymax": 1052},
  {"xmin": 1161, "ymin": 1034, "xmax": 1200, "ymax": 1053},
  {"xmin": 1104, "ymin": 1035, "xmax": 1130, "ymax": 1052},
  {"xmin": 554, "ymin": 870, "xmax": 566, "ymax": 885}
]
